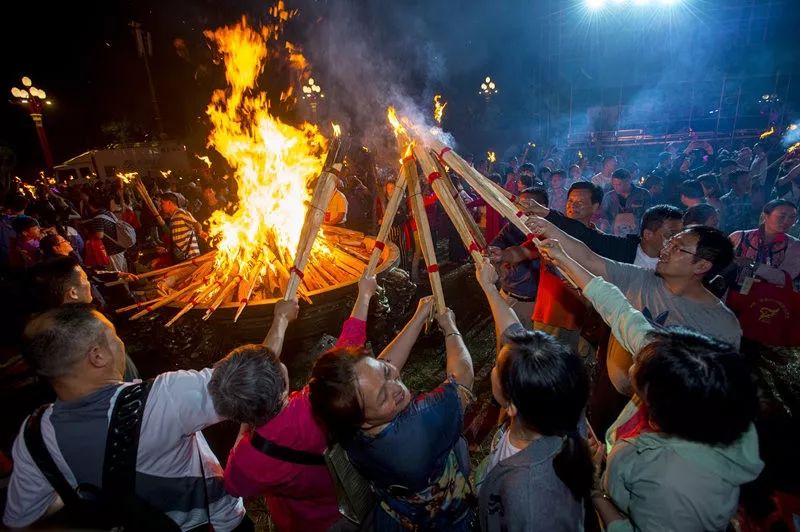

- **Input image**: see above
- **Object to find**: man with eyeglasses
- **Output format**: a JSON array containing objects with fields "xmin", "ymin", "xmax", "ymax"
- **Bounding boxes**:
[{"xmin": 525, "ymin": 216, "xmax": 741, "ymax": 399}]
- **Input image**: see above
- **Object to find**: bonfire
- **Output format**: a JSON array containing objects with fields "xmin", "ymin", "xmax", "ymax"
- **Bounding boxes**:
[{"xmin": 119, "ymin": 15, "xmax": 393, "ymax": 325}]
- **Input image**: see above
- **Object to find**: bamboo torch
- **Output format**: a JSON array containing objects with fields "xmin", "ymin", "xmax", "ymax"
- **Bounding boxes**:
[
  {"xmin": 428, "ymin": 139, "xmax": 579, "ymax": 289},
  {"xmin": 413, "ymin": 144, "xmax": 483, "ymax": 263},
  {"xmin": 365, "ymin": 157, "xmax": 409, "ymax": 276},
  {"xmin": 284, "ymin": 125, "xmax": 344, "ymax": 303},
  {"xmin": 430, "ymin": 153, "xmax": 487, "ymax": 250},
  {"xmin": 404, "ymin": 145, "xmax": 447, "ymax": 313}
]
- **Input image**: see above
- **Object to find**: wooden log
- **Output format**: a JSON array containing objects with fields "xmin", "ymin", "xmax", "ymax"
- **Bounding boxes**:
[
  {"xmin": 321, "ymin": 225, "xmax": 365, "ymax": 240},
  {"xmin": 204, "ymin": 273, "xmax": 244, "ymax": 320},
  {"xmin": 414, "ymin": 144, "xmax": 483, "ymax": 263},
  {"xmin": 115, "ymin": 296, "xmax": 163, "ymax": 314},
  {"xmin": 405, "ymin": 148, "xmax": 446, "ymax": 313},
  {"xmin": 136, "ymin": 252, "xmax": 216, "ymax": 280},
  {"xmin": 129, "ymin": 279, "xmax": 206, "ymax": 321},
  {"xmin": 163, "ymin": 278, "xmax": 226, "ymax": 327},
  {"xmin": 234, "ymin": 259, "xmax": 266, "ymax": 322}
]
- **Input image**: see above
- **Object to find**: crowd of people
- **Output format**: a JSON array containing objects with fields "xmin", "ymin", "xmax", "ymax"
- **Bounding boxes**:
[{"xmin": 1, "ymin": 135, "xmax": 799, "ymax": 531}]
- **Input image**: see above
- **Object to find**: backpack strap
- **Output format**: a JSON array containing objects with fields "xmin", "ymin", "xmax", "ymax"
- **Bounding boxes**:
[
  {"xmin": 102, "ymin": 380, "xmax": 153, "ymax": 497},
  {"xmin": 23, "ymin": 405, "xmax": 81, "ymax": 506},
  {"xmin": 95, "ymin": 213, "xmax": 125, "ymax": 249},
  {"xmin": 249, "ymin": 431, "xmax": 326, "ymax": 466}
]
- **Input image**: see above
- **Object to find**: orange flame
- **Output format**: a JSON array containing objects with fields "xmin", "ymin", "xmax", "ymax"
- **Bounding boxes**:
[
  {"xmin": 789, "ymin": 142, "xmax": 800, "ymax": 155},
  {"xmin": 195, "ymin": 154, "xmax": 212, "ymax": 167},
  {"xmin": 487, "ymin": 151, "xmax": 496, "ymax": 163},
  {"xmin": 204, "ymin": 15, "xmax": 328, "ymax": 286},
  {"xmin": 332, "ymin": 123, "xmax": 341, "ymax": 138},
  {"xmin": 116, "ymin": 171, "xmax": 138, "ymax": 184},
  {"xmin": 433, "ymin": 94, "xmax": 447, "ymax": 125},
  {"xmin": 387, "ymin": 106, "xmax": 406, "ymax": 137},
  {"xmin": 760, "ymin": 126, "xmax": 775, "ymax": 139}
]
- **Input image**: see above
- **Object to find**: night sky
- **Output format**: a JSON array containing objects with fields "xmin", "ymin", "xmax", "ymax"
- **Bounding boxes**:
[{"xmin": 2, "ymin": 0, "xmax": 799, "ymax": 175}]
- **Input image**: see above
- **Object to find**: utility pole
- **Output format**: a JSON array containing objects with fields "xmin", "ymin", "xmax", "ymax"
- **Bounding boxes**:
[{"xmin": 130, "ymin": 21, "xmax": 165, "ymax": 139}]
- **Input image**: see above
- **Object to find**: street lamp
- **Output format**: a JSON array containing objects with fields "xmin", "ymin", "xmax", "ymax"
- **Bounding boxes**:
[
  {"xmin": 302, "ymin": 77, "xmax": 324, "ymax": 115},
  {"xmin": 10, "ymin": 75, "xmax": 54, "ymax": 169},
  {"xmin": 479, "ymin": 76, "xmax": 498, "ymax": 101}
]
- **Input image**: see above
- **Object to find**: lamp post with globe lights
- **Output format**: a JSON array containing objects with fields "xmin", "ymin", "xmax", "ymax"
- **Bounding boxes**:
[
  {"xmin": 301, "ymin": 77, "xmax": 324, "ymax": 116},
  {"xmin": 10, "ymin": 76, "xmax": 54, "ymax": 169},
  {"xmin": 479, "ymin": 76, "xmax": 498, "ymax": 102}
]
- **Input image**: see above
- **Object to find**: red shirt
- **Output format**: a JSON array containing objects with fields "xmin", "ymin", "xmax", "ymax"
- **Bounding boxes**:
[{"xmin": 223, "ymin": 317, "xmax": 366, "ymax": 531}]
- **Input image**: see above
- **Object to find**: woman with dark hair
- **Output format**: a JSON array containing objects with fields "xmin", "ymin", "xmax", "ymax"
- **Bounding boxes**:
[
  {"xmin": 536, "ymin": 239, "xmax": 763, "ymax": 531},
  {"xmin": 682, "ymin": 203, "xmax": 719, "ymax": 228},
  {"xmin": 309, "ymin": 296, "xmax": 475, "ymax": 530},
  {"xmin": 729, "ymin": 199, "xmax": 800, "ymax": 287},
  {"xmin": 474, "ymin": 259, "xmax": 591, "ymax": 531}
]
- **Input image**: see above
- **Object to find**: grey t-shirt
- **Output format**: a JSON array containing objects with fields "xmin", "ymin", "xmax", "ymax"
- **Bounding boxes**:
[{"xmin": 604, "ymin": 258, "xmax": 742, "ymax": 348}]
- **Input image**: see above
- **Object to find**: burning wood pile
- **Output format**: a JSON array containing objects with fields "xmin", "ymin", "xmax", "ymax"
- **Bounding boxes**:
[
  {"xmin": 118, "ymin": 17, "xmax": 394, "ymax": 326},
  {"xmin": 118, "ymin": 12, "xmax": 572, "ymax": 327}
]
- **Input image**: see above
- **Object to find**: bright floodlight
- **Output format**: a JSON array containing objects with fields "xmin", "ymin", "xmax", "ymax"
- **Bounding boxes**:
[
  {"xmin": 586, "ymin": 0, "xmax": 605, "ymax": 9},
  {"xmin": 11, "ymin": 87, "xmax": 21, "ymax": 98},
  {"xmin": 21, "ymin": 76, "xmax": 32, "ymax": 87},
  {"xmin": 308, "ymin": 78, "xmax": 315, "ymax": 85},
  {"xmin": 485, "ymin": 76, "xmax": 491, "ymax": 83}
]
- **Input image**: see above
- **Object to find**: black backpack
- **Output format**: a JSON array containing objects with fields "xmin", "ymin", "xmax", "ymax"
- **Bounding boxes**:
[{"xmin": 23, "ymin": 380, "xmax": 181, "ymax": 530}]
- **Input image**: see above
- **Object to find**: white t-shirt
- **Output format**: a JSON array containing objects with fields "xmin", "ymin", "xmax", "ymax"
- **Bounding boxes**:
[
  {"xmin": 3, "ymin": 369, "xmax": 245, "ymax": 531},
  {"xmin": 485, "ymin": 426, "xmax": 522, "ymax": 479},
  {"xmin": 633, "ymin": 245, "xmax": 659, "ymax": 270}
]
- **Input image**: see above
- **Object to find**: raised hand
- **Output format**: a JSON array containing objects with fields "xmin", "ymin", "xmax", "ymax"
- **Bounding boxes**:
[
  {"xmin": 476, "ymin": 257, "xmax": 499, "ymax": 288},
  {"xmin": 274, "ymin": 298, "xmax": 300, "ymax": 323},
  {"xmin": 435, "ymin": 307, "xmax": 458, "ymax": 335},
  {"xmin": 357, "ymin": 274, "xmax": 379, "ymax": 300},
  {"xmin": 412, "ymin": 295, "xmax": 435, "ymax": 322},
  {"xmin": 487, "ymin": 246, "xmax": 504, "ymax": 264},
  {"xmin": 537, "ymin": 238, "xmax": 568, "ymax": 268},
  {"xmin": 523, "ymin": 215, "xmax": 555, "ymax": 238}
]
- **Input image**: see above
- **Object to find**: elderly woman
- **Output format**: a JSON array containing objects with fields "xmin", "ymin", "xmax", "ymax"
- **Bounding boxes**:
[
  {"xmin": 308, "ymin": 298, "xmax": 475, "ymax": 530},
  {"xmin": 536, "ymin": 239, "xmax": 763, "ymax": 532},
  {"xmin": 209, "ymin": 276, "xmax": 378, "ymax": 532},
  {"xmin": 729, "ymin": 199, "xmax": 800, "ymax": 287}
]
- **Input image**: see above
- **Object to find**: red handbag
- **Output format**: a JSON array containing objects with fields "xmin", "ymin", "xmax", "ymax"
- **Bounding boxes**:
[
  {"xmin": 84, "ymin": 238, "xmax": 111, "ymax": 269},
  {"xmin": 725, "ymin": 272, "xmax": 800, "ymax": 347}
]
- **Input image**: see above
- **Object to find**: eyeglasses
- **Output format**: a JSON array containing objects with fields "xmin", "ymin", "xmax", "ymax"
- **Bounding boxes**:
[{"xmin": 663, "ymin": 240, "xmax": 698, "ymax": 257}]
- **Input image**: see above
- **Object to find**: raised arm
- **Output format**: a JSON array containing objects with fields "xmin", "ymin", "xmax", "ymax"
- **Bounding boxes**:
[
  {"xmin": 525, "ymin": 216, "xmax": 609, "ymax": 278},
  {"xmin": 335, "ymin": 275, "xmax": 378, "ymax": 349},
  {"xmin": 476, "ymin": 257, "xmax": 521, "ymax": 340},
  {"xmin": 262, "ymin": 298, "xmax": 299, "ymax": 356},
  {"xmin": 538, "ymin": 239, "xmax": 655, "ymax": 358},
  {"xmin": 377, "ymin": 296, "xmax": 433, "ymax": 372},
  {"xmin": 437, "ymin": 308, "xmax": 473, "ymax": 391}
]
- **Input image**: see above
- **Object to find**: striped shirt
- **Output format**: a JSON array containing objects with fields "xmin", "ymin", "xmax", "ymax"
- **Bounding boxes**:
[
  {"xmin": 3, "ymin": 369, "xmax": 245, "ymax": 531},
  {"xmin": 170, "ymin": 208, "xmax": 201, "ymax": 261}
]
